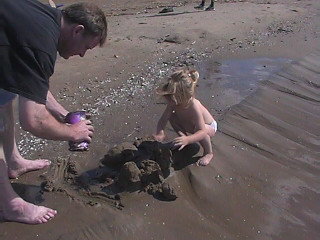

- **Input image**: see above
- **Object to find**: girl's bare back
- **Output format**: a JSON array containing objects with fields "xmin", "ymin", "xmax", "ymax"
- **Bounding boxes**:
[{"xmin": 170, "ymin": 98, "xmax": 214, "ymax": 134}]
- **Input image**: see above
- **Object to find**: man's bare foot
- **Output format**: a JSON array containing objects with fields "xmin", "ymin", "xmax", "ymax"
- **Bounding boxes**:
[
  {"xmin": 196, "ymin": 153, "xmax": 213, "ymax": 166},
  {"xmin": 194, "ymin": 4, "xmax": 205, "ymax": 10},
  {"xmin": 1, "ymin": 197, "xmax": 57, "ymax": 224},
  {"xmin": 8, "ymin": 158, "xmax": 51, "ymax": 179},
  {"xmin": 205, "ymin": 5, "xmax": 215, "ymax": 11}
]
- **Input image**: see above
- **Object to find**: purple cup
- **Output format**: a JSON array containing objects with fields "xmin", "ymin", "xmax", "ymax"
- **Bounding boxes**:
[
  {"xmin": 65, "ymin": 111, "xmax": 89, "ymax": 151},
  {"xmin": 65, "ymin": 111, "xmax": 86, "ymax": 124}
]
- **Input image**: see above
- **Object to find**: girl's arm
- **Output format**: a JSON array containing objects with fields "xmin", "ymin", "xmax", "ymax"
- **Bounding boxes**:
[
  {"xmin": 153, "ymin": 105, "xmax": 173, "ymax": 141},
  {"xmin": 173, "ymin": 103, "xmax": 207, "ymax": 149}
]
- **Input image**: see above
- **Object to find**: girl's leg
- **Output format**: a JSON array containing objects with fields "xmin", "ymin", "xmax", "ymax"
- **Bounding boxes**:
[
  {"xmin": 168, "ymin": 115, "xmax": 190, "ymax": 150},
  {"xmin": 197, "ymin": 134, "xmax": 214, "ymax": 166},
  {"xmin": 197, "ymin": 124, "xmax": 215, "ymax": 166}
]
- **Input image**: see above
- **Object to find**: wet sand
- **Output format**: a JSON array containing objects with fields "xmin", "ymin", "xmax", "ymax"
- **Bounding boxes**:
[{"xmin": 1, "ymin": 0, "xmax": 319, "ymax": 239}]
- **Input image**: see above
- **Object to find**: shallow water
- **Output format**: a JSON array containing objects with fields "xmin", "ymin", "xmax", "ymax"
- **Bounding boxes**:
[{"xmin": 196, "ymin": 57, "xmax": 292, "ymax": 115}]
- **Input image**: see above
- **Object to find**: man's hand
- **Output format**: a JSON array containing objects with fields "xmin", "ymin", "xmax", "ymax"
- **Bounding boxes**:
[
  {"xmin": 69, "ymin": 120, "xmax": 94, "ymax": 143},
  {"xmin": 172, "ymin": 131, "xmax": 189, "ymax": 150},
  {"xmin": 19, "ymin": 96, "xmax": 94, "ymax": 142}
]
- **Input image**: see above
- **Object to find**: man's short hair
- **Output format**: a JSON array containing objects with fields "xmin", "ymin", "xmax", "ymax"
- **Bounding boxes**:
[{"xmin": 61, "ymin": 2, "xmax": 107, "ymax": 46}]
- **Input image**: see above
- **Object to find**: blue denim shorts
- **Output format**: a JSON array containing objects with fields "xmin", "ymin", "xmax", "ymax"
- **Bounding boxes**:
[{"xmin": 0, "ymin": 88, "xmax": 17, "ymax": 106}]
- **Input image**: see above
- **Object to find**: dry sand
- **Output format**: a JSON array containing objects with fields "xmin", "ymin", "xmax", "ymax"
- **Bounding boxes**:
[{"xmin": 1, "ymin": 0, "xmax": 319, "ymax": 239}]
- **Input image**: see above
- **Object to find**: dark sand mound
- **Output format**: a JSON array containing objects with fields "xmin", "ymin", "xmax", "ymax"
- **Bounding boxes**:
[{"xmin": 41, "ymin": 138, "xmax": 202, "ymax": 210}]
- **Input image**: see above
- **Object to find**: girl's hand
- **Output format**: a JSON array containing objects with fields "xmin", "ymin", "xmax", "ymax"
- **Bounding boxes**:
[
  {"xmin": 153, "ymin": 132, "xmax": 165, "ymax": 142},
  {"xmin": 173, "ymin": 131, "xmax": 189, "ymax": 150}
]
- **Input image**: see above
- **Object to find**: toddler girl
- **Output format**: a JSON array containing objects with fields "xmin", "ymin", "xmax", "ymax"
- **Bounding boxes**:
[{"xmin": 153, "ymin": 69, "xmax": 217, "ymax": 166}]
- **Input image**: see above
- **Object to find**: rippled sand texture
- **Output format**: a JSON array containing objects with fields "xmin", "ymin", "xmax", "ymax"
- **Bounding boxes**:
[
  {"xmin": 204, "ymin": 51, "xmax": 320, "ymax": 239},
  {"xmin": 4, "ymin": 50, "xmax": 318, "ymax": 240},
  {"xmin": 55, "ymin": 51, "xmax": 319, "ymax": 240}
]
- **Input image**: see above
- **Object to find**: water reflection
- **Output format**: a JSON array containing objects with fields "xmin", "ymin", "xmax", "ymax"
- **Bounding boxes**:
[{"xmin": 196, "ymin": 57, "xmax": 292, "ymax": 115}]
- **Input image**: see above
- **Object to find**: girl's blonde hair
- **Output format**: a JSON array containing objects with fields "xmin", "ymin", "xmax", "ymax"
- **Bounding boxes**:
[{"xmin": 157, "ymin": 69, "xmax": 199, "ymax": 106}]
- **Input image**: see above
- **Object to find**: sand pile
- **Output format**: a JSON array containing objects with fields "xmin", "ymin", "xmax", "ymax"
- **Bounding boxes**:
[
  {"xmin": 41, "ymin": 137, "xmax": 198, "ymax": 209},
  {"xmin": 102, "ymin": 138, "xmax": 177, "ymax": 200}
]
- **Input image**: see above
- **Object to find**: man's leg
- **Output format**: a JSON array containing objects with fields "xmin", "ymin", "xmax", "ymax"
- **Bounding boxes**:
[
  {"xmin": 205, "ymin": 0, "xmax": 215, "ymax": 11},
  {"xmin": 2, "ymin": 100, "xmax": 51, "ymax": 179},
  {"xmin": 0, "ymin": 109, "xmax": 57, "ymax": 224},
  {"xmin": 195, "ymin": 0, "xmax": 205, "ymax": 9}
]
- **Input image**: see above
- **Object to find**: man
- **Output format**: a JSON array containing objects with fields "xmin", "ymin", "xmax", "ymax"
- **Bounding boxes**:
[{"xmin": 0, "ymin": 0, "xmax": 107, "ymax": 224}]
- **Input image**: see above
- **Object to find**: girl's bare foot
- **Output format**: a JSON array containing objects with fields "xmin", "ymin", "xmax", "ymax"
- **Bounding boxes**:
[
  {"xmin": 196, "ymin": 153, "xmax": 213, "ymax": 166},
  {"xmin": 8, "ymin": 158, "xmax": 51, "ymax": 179},
  {"xmin": 1, "ymin": 197, "xmax": 57, "ymax": 224}
]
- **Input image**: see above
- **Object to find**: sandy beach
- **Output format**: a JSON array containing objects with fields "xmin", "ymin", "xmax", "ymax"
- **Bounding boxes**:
[{"xmin": 1, "ymin": 0, "xmax": 319, "ymax": 239}]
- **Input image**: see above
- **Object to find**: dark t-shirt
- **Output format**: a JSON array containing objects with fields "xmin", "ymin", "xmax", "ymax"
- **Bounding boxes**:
[{"xmin": 0, "ymin": 0, "xmax": 61, "ymax": 104}]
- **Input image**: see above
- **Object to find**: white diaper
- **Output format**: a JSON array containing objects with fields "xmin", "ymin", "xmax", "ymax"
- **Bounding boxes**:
[{"xmin": 209, "ymin": 120, "xmax": 218, "ymax": 133}]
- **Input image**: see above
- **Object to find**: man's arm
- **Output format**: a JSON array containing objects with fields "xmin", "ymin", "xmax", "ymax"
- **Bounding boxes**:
[
  {"xmin": 46, "ymin": 91, "xmax": 69, "ymax": 123},
  {"xmin": 19, "ymin": 96, "xmax": 93, "ymax": 142}
]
